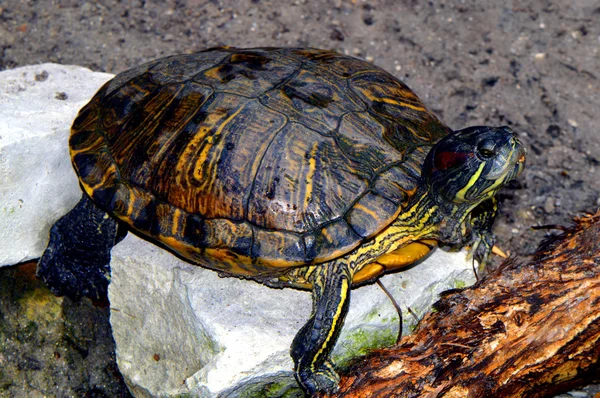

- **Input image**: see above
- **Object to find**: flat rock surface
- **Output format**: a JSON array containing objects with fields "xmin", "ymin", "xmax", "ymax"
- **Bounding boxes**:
[
  {"xmin": 0, "ymin": 64, "xmax": 112, "ymax": 266},
  {"xmin": 1, "ymin": 1, "xmax": 599, "ymax": 397},
  {"xmin": 109, "ymin": 233, "xmax": 475, "ymax": 396}
]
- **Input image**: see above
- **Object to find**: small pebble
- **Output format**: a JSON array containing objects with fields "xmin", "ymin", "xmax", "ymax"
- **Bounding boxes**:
[
  {"xmin": 544, "ymin": 197, "xmax": 555, "ymax": 213},
  {"xmin": 35, "ymin": 71, "xmax": 49, "ymax": 82}
]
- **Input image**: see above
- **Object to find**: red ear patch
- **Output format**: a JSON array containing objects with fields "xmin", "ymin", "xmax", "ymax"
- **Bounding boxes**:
[{"xmin": 434, "ymin": 151, "xmax": 470, "ymax": 170}]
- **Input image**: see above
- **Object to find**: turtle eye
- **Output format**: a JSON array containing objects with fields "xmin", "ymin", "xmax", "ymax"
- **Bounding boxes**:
[{"xmin": 477, "ymin": 139, "xmax": 497, "ymax": 159}]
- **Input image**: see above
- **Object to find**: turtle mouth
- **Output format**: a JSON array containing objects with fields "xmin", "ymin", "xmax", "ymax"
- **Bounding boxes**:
[
  {"xmin": 478, "ymin": 136, "xmax": 526, "ymax": 199},
  {"xmin": 482, "ymin": 135, "xmax": 526, "ymax": 182},
  {"xmin": 510, "ymin": 138, "xmax": 527, "ymax": 180}
]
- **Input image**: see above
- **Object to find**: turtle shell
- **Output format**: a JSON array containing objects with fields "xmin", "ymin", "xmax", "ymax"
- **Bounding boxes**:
[{"xmin": 69, "ymin": 47, "xmax": 450, "ymax": 278}]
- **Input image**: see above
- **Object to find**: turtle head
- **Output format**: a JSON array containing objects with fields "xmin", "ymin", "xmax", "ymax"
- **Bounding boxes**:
[{"xmin": 423, "ymin": 126, "xmax": 526, "ymax": 211}]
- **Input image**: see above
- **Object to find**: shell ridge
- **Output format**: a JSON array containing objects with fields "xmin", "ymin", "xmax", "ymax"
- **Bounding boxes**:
[{"xmin": 186, "ymin": 51, "xmax": 233, "ymax": 82}]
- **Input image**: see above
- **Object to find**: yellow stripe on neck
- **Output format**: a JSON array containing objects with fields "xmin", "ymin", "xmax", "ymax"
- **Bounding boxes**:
[{"xmin": 455, "ymin": 162, "xmax": 485, "ymax": 202}]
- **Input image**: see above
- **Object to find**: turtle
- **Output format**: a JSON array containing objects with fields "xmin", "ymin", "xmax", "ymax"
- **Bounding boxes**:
[{"xmin": 37, "ymin": 47, "xmax": 526, "ymax": 394}]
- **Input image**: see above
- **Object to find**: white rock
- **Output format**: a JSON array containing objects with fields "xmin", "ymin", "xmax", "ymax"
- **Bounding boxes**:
[
  {"xmin": 1, "ymin": 63, "xmax": 478, "ymax": 396},
  {"xmin": 0, "ymin": 64, "xmax": 112, "ymax": 266},
  {"xmin": 109, "ymin": 233, "xmax": 476, "ymax": 397}
]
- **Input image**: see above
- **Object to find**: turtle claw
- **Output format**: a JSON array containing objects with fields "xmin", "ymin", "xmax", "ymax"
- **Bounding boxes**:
[
  {"xmin": 296, "ymin": 362, "xmax": 340, "ymax": 395},
  {"xmin": 466, "ymin": 230, "xmax": 495, "ymax": 269},
  {"xmin": 491, "ymin": 245, "xmax": 508, "ymax": 258}
]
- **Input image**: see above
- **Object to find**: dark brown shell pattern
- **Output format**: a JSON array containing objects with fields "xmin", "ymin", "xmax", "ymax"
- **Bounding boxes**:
[{"xmin": 69, "ymin": 47, "xmax": 450, "ymax": 277}]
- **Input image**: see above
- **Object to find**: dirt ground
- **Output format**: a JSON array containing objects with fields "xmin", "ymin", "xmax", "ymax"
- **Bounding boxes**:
[{"xmin": 0, "ymin": 0, "xmax": 598, "ymax": 396}]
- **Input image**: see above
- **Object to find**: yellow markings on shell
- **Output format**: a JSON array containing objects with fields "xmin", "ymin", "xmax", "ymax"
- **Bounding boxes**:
[
  {"xmin": 353, "ymin": 203, "xmax": 379, "ymax": 220},
  {"xmin": 205, "ymin": 248, "xmax": 255, "ymax": 276},
  {"xmin": 159, "ymin": 235, "xmax": 192, "ymax": 258},
  {"xmin": 455, "ymin": 162, "xmax": 485, "ymax": 202},
  {"xmin": 81, "ymin": 182, "xmax": 95, "ymax": 202},
  {"xmin": 194, "ymin": 105, "xmax": 244, "ymax": 182},
  {"xmin": 377, "ymin": 96, "xmax": 426, "ymax": 112},
  {"xmin": 125, "ymin": 188, "xmax": 136, "ymax": 218},
  {"xmin": 203, "ymin": 66, "xmax": 225, "ymax": 81},
  {"xmin": 69, "ymin": 135, "xmax": 103, "ymax": 156},
  {"xmin": 84, "ymin": 164, "xmax": 118, "ymax": 191},
  {"xmin": 304, "ymin": 143, "xmax": 318, "ymax": 206},
  {"xmin": 262, "ymin": 254, "xmax": 304, "ymax": 268},
  {"xmin": 175, "ymin": 111, "xmax": 226, "ymax": 186},
  {"xmin": 356, "ymin": 87, "xmax": 425, "ymax": 112},
  {"xmin": 70, "ymin": 147, "xmax": 87, "ymax": 156},
  {"xmin": 171, "ymin": 209, "xmax": 181, "ymax": 237}
]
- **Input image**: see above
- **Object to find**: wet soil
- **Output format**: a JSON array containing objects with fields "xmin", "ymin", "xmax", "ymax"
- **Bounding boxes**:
[{"xmin": 0, "ymin": 0, "xmax": 598, "ymax": 396}]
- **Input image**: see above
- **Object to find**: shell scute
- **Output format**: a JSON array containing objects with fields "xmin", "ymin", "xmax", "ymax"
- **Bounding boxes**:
[
  {"xmin": 313, "ymin": 219, "xmax": 362, "ymax": 262},
  {"xmin": 99, "ymin": 72, "xmax": 161, "ymax": 136},
  {"xmin": 147, "ymin": 51, "xmax": 230, "ymax": 84},
  {"xmin": 199, "ymin": 50, "xmax": 302, "ymax": 97},
  {"xmin": 350, "ymin": 71, "xmax": 450, "ymax": 145},
  {"xmin": 103, "ymin": 59, "xmax": 162, "ymax": 97},
  {"xmin": 259, "ymin": 68, "xmax": 366, "ymax": 136},
  {"xmin": 336, "ymin": 112, "xmax": 406, "ymax": 172},
  {"xmin": 252, "ymin": 229, "xmax": 307, "ymax": 266},
  {"xmin": 371, "ymin": 167, "xmax": 417, "ymax": 207},
  {"xmin": 204, "ymin": 218, "xmax": 253, "ymax": 256},
  {"xmin": 346, "ymin": 193, "xmax": 399, "ymax": 239},
  {"xmin": 74, "ymin": 150, "xmax": 118, "ymax": 192}
]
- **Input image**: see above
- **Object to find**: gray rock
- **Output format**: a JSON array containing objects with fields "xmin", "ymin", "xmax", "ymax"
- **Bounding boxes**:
[{"xmin": 0, "ymin": 64, "xmax": 112, "ymax": 266}]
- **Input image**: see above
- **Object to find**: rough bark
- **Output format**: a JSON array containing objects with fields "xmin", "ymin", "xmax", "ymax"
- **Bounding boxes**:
[{"xmin": 328, "ymin": 212, "xmax": 600, "ymax": 397}]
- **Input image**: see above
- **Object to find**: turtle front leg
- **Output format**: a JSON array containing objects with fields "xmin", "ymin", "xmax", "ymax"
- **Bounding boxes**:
[
  {"xmin": 468, "ymin": 197, "xmax": 498, "ymax": 267},
  {"xmin": 291, "ymin": 261, "xmax": 351, "ymax": 394},
  {"xmin": 37, "ymin": 194, "xmax": 121, "ymax": 301}
]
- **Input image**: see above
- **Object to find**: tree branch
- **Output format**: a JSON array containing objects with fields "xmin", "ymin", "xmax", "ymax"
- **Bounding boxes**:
[{"xmin": 328, "ymin": 212, "xmax": 600, "ymax": 397}]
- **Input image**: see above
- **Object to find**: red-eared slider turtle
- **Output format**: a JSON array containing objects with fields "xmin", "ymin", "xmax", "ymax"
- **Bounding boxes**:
[{"xmin": 38, "ymin": 47, "xmax": 526, "ymax": 394}]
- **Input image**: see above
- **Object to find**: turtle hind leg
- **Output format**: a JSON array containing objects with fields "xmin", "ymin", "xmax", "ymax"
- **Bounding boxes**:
[
  {"xmin": 291, "ymin": 261, "xmax": 352, "ymax": 394},
  {"xmin": 37, "ymin": 194, "xmax": 119, "ymax": 301}
]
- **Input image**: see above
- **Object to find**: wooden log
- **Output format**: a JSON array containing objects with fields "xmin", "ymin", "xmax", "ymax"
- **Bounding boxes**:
[{"xmin": 328, "ymin": 213, "xmax": 600, "ymax": 397}]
